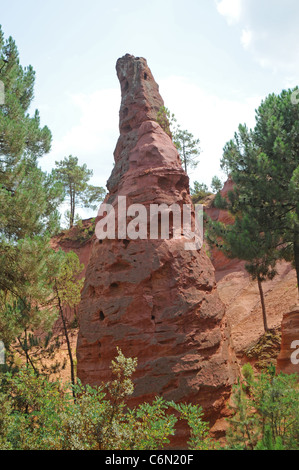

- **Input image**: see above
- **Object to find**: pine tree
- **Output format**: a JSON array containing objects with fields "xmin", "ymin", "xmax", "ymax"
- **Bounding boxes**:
[
  {"xmin": 211, "ymin": 175, "xmax": 222, "ymax": 193},
  {"xmin": 0, "ymin": 26, "xmax": 64, "ymax": 363},
  {"xmin": 190, "ymin": 181, "xmax": 211, "ymax": 204},
  {"xmin": 156, "ymin": 106, "xmax": 201, "ymax": 174},
  {"xmin": 53, "ymin": 155, "xmax": 106, "ymax": 228},
  {"xmin": 206, "ymin": 209, "xmax": 280, "ymax": 332},
  {"xmin": 0, "ymin": 27, "xmax": 51, "ymax": 171},
  {"xmin": 52, "ymin": 251, "xmax": 84, "ymax": 390},
  {"xmin": 220, "ymin": 89, "xmax": 299, "ymax": 297},
  {"xmin": 173, "ymin": 128, "xmax": 201, "ymax": 174}
]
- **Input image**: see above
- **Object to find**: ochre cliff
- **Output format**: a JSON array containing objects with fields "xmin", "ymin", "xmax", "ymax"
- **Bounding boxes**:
[{"xmin": 76, "ymin": 54, "xmax": 238, "ymax": 443}]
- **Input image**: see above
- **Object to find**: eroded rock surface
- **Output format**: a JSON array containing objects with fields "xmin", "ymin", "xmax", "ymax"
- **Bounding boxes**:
[{"xmin": 76, "ymin": 54, "xmax": 238, "ymax": 442}]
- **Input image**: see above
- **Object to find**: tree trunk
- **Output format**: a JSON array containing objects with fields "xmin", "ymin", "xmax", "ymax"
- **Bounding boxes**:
[
  {"xmin": 70, "ymin": 190, "xmax": 75, "ymax": 228},
  {"xmin": 257, "ymin": 278, "xmax": 269, "ymax": 333},
  {"xmin": 55, "ymin": 285, "xmax": 76, "ymax": 398},
  {"xmin": 71, "ymin": 192, "xmax": 75, "ymax": 228},
  {"xmin": 17, "ymin": 333, "xmax": 38, "ymax": 375}
]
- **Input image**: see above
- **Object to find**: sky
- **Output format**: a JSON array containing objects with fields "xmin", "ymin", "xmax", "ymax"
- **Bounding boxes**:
[{"xmin": 1, "ymin": 0, "xmax": 299, "ymax": 219}]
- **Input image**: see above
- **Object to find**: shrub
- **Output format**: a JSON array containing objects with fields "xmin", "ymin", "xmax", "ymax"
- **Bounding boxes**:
[
  {"xmin": 227, "ymin": 364, "xmax": 299, "ymax": 450},
  {"xmin": 0, "ymin": 349, "xmax": 212, "ymax": 450}
]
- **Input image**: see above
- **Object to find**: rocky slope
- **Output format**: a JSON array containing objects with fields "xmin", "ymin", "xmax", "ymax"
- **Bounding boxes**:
[{"xmin": 204, "ymin": 182, "xmax": 298, "ymax": 367}]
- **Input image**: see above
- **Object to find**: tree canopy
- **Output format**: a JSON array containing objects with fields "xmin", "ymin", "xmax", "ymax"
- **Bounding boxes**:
[
  {"xmin": 206, "ymin": 88, "xmax": 299, "ymax": 330},
  {"xmin": 53, "ymin": 155, "xmax": 106, "ymax": 228},
  {"xmin": 212, "ymin": 88, "xmax": 299, "ymax": 298},
  {"xmin": 0, "ymin": 26, "xmax": 64, "ymax": 367},
  {"xmin": 156, "ymin": 106, "xmax": 201, "ymax": 174}
]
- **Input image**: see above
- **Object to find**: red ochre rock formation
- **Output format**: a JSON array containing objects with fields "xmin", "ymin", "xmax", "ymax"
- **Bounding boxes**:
[
  {"xmin": 277, "ymin": 307, "xmax": 299, "ymax": 377},
  {"xmin": 76, "ymin": 54, "xmax": 238, "ymax": 442},
  {"xmin": 204, "ymin": 177, "xmax": 246, "ymax": 279}
]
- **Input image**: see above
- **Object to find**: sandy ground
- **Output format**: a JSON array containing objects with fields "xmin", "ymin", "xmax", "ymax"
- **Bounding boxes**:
[{"xmin": 217, "ymin": 261, "xmax": 298, "ymax": 359}]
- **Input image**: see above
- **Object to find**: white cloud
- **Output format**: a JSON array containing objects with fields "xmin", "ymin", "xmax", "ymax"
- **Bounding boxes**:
[
  {"xmin": 55, "ymin": 89, "xmax": 119, "ymax": 155},
  {"xmin": 241, "ymin": 28, "xmax": 252, "ymax": 50},
  {"xmin": 43, "ymin": 76, "xmax": 261, "ymax": 221},
  {"xmin": 215, "ymin": 0, "xmax": 242, "ymax": 25},
  {"xmin": 159, "ymin": 76, "xmax": 261, "ymax": 188},
  {"xmin": 216, "ymin": 0, "xmax": 299, "ymax": 83},
  {"xmin": 43, "ymin": 88, "xmax": 120, "ymax": 189}
]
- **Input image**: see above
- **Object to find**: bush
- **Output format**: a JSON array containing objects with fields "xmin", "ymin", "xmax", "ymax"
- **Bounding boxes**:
[
  {"xmin": 0, "ymin": 349, "xmax": 212, "ymax": 450},
  {"xmin": 227, "ymin": 364, "xmax": 299, "ymax": 450}
]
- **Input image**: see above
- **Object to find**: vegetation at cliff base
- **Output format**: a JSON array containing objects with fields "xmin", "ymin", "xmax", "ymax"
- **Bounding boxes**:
[
  {"xmin": 0, "ymin": 351, "xmax": 298, "ymax": 450},
  {"xmin": 227, "ymin": 364, "xmax": 299, "ymax": 450},
  {"xmin": 0, "ymin": 349, "xmax": 216, "ymax": 451}
]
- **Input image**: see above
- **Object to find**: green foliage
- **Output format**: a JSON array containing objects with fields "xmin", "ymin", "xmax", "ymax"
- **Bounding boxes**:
[
  {"xmin": 53, "ymin": 155, "xmax": 106, "ymax": 228},
  {"xmin": 227, "ymin": 364, "xmax": 299, "ymax": 450},
  {"xmin": 211, "ymin": 175, "xmax": 222, "ymax": 193},
  {"xmin": 169, "ymin": 401, "xmax": 218, "ymax": 450},
  {"xmin": 0, "ymin": 158, "xmax": 63, "ymax": 240},
  {"xmin": 54, "ymin": 251, "xmax": 84, "ymax": 309},
  {"xmin": 207, "ymin": 213, "xmax": 280, "ymax": 282},
  {"xmin": 0, "ymin": 249, "xmax": 84, "ymax": 379},
  {"xmin": 206, "ymin": 173, "xmax": 282, "ymax": 331},
  {"xmin": 226, "ymin": 377, "xmax": 259, "ymax": 450},
  {"xmin": 0, "ymin": 238, "xmax": 62, "ymax": 345},
  {"xmin": 0, "ymin": 297, "xmax": 59, "ymax": 375},
  {"xmin": 191, "ymin": 181, "xmax": 208, "ymax": 195},
  {"xmin": 174, "ymin": 128, "xmax": 201, "ymax": 174},
  {"xmin": 206, "ymin": 207, "xmax": 280, "ymax": 328},
  {"xmin": 51, "ymin": 251, "xmax": 84, "ymax": 387},
  {"xmin": 0, "ymin": 349, "xmax": 214, "ymax": 450},
  {"xmin": 245, "ymin": 330, "xmax": 281, "ymax": 371},
  {"xmin": 0, "ymin": 27, "xmax": 51, "ymax": 167},
  {"xmin": 0, "ymin": 26, "xmax": 62, "ymax": 237},
  {"xmin": 156, "ymin": 106, "xmax": 201, "ymax": 174},
  {"xmin": 1, "ymin": 354, "xmax": 297, "ymax": 451},
  {"xmin": 219, "ymin": 89, "xmax": 299, "ymax": 293},
  {"xmin": 255, "ymin": 428, "xmax": 284, "ymax": 450},
  {"xmin": 156, "ymin": 105, "xmax": 177, "ymax": 138},
  {"xmin": 62, "ymin": 217, "xmax": 96, "ymax": 243},
  {"xmin": 0, "ymin": 26, "xmax": 65, "ymax": 366},
  {"xmin": 190, "ymin": 181, "xmax": 211, "ymax": 204},
  {"xmin": 0, "ymin": 367, "xmax": 67, "ymax": 450},
  {"xmin": 0, "ymin": 389, "xmax": 13, "ymax": 449},
  {"xmin": 206, "ymin": 88, "xmax": 299, "ymax": 329}
]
